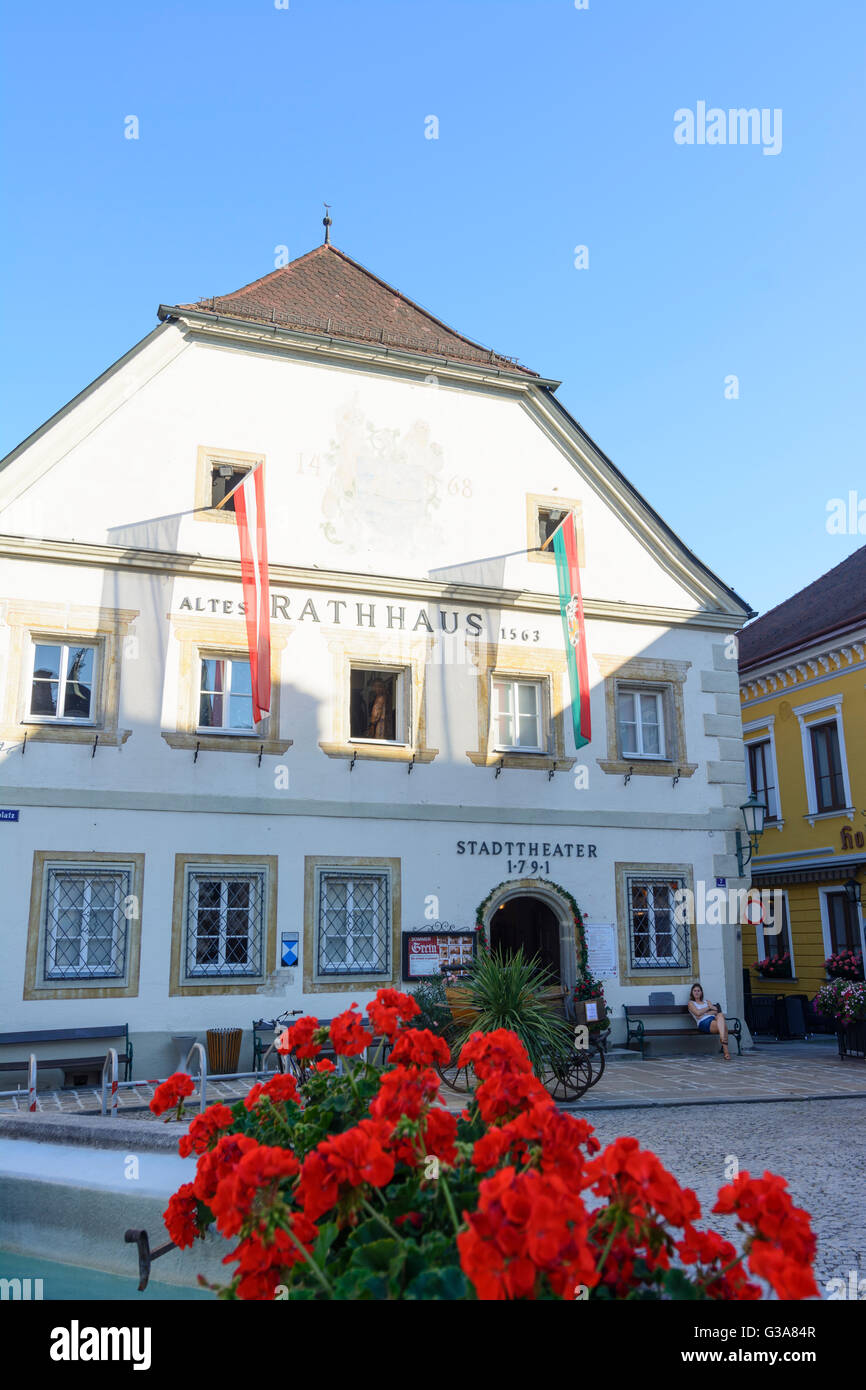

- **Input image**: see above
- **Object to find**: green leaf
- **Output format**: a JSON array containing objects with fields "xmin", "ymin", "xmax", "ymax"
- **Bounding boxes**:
[
  {"xmin": 404, "ymin": 1266, "xmax": 472, "ymax": 1300},
  {"xmin": 354, "ymin": 1238, "xmax": 402, "ymax": 1273},
  {"xmin": 661, "ymin": 1268, "xmax": 704, "ymax": 1300}
]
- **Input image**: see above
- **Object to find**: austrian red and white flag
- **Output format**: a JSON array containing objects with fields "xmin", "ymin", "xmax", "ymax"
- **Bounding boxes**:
[{"xmin": 232, "ymin": 463, "xmax": 271, "ymax": 724}]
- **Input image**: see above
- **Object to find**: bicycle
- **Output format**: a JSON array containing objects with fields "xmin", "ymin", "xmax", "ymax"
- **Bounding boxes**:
[{"xmin": 254, "ymin": 1009, "xmax": 304, "ymax": 1078}]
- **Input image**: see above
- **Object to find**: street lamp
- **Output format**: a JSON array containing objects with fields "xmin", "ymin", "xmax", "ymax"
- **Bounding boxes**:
[
  {"xmin": 735, "ymin": 793, "xmax": 767, "ymax": 876},
  {"xmin": 844, "ymin": 877, "xmax": 862, "ymax": 907}
]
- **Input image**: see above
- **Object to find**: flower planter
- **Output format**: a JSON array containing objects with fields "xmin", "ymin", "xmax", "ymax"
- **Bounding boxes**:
[{"xmin": 837, "ymin": 1020, "xmax": 866, "ymax": 1060}]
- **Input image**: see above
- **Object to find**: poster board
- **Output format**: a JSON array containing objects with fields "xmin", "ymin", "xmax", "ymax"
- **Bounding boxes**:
[
  {"xmin": 585, "ymin": 923, "xmax": 618, "ymax": 979},
  {"xmin": 401, "ymin": 930, "xmax": 478, "ymax": 980}
]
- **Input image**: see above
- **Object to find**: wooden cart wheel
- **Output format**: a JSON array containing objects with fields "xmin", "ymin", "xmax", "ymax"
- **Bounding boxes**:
[
  {"xmin": 586, "ymin": 1040, "xmax": 606, "ymax": 1088},
  {"xmin": 435, "ymin": 1026, "xmax": 475, "ymax": 1093},
  {"xmin": 541, "ymin": 1049, "xmax": 593, "ymax": 1103}
]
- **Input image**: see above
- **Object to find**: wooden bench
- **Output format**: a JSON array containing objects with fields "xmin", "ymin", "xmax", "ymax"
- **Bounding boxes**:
[
  {"xmin": 0, "ymin": 1025, "xmax": 133, "ymax": 1088},
  {"xmin": 624, "ymin": 996, "xmax": 742, "ymax": 1060}
]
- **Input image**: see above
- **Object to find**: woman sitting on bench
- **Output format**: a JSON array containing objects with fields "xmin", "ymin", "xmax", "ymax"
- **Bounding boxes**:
[{"xmin": 687, "ymin": 982, "xmax": 730, "ymax": 1061}]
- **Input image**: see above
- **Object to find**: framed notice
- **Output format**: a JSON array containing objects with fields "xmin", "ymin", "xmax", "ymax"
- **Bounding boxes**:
[
  {"xmin": 402, "ymin": 930, "xmax": 478, "ymax": 981},
  {"xmin": 585, "ymin": 923, "xmax": 618, "ymax": 980}
]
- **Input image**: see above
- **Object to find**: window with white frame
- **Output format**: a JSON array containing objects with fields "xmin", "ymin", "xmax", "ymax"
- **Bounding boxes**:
[
  {"xmin": 627, "ymin": 876, "xmax": 690, "ymax": 969},
  {"xmin": 198, "ymin": 657, "xmax": 255, "ymax": 732},
  {"xmin": 617, "ymin": 687, "xmax": 665, "ymax": 758},
  {"xmin": 756, "ymin": 892, "xmax": 792, "ymax": 962},
  {"xmin": 316, "ymin": 870, "xmax": 391, "ymax": 977},
  {"xmin": 747, "ymin": 739, "xmax": 778, "ymax": 820},
  {"xmin": 184, "ymin": 869, "xmax": 266, "ymax": 977},
  {"xmin": 810, "ymin": 721, "xmax": 846, "ymax": 813},
  {"xmin": 29, "ymin": 642, "xmax": 97, "ymax": 722},
  {"xmin": 492, "ymin": 677, "xmax": 545, "ymax": 752},
  {"xmin": 349, "ymin": 668, "xmax": 404, "ymax": 743},
  {"xmin": 825, "ymin": 890, "xmax": 861, "ymax": 956},
  {"xmin": 44, "ymin": 866, "xmax": 130, "ymax": 980}
]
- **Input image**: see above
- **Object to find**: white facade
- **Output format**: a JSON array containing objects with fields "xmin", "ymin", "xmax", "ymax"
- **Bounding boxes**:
[{"xmin": 0, "ymin": 256, "xmax": 753, "ymax": 1075}]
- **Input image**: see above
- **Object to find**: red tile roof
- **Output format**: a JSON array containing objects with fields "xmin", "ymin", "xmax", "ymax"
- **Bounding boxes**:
[
  {"xmin": 738, "ymin": 542, "xmax": 866, "ymax": 670},
  {"xmin": 174, "ymin": 244, "xmax": 536, "ymax": 375}
]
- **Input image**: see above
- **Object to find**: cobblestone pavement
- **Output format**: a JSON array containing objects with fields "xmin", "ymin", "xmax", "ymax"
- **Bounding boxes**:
[
  {"xmin": 579, "ymin": 1041, "xmax": 866, "ymax": 1110},
  {"xmin": 579, "ymin": 1098, "xmax": 866, "ymax": 1298}
]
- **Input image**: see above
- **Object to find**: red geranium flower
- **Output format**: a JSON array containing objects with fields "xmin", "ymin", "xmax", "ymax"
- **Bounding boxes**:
[
  {"xmin": 150, "ymin": 1072, "xmax": 195, "ymax": 1117},
  {"xmin": 367, "ymin": 988, "xmax": 421, "ymax": 1040},
  {"xmin": 193, "ymin": 1132, "xmax": 260, "ymax": 1205},
  {"xmin": 313, "ymin": 1058, "xmax": 336, "ymax": 1073},
  {"xmin": 297, "ymin": 1118, "xmax": 395, "ymax": 1221},
  {"xmin": 164, "ymin": 1182, "xmax": 203, "ymax": 1249},
  {"xmin": 388, "ymin": 1028, "xmax": 451, "ymax": 1068},
  {"xmin": 370, "ymin": 1064, "xmax": 440, "ymax": 1123},
  {"xmin": 276, "ymin": 1015, "xmax": 324, "ymax": 1060},
  {"xmin": 178, "ymin": 1103, "xmax": 235, "ymax": 1157},
  {"xmin": 209, "ymin": 1143, "xmax": 300, "ymax": 1239},
  {"xmin": 244, "ymin": 1072, "xmax": 301, "ymax": 1111},
  {"xmin": 458, "ymin": 1166, "xmax": 598, "ymax": 1300},
  {"xmin": 225, "ymin": 1213, "xmax": 318, "ymax": 1300},
  {"xmin": 329, "ymin": 1006, "xmax": 374, "ymax": 1057}
]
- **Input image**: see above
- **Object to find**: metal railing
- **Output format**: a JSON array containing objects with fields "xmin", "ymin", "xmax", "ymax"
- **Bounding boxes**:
[
  {"xmin": 1, "ymin": 1049, "xmax": 285, "ymax": 1119},
  {"xmin": 0, "ymin": 1054, "xmax": 38, "ymax": 1111}
]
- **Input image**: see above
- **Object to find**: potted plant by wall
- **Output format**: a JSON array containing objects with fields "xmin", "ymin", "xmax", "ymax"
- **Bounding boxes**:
[
  {"xmin": 572, "ymin": 972, "xmax": 611, "ymax": 1038},
  {"xmin": 824, "ymin": 948, "xmax": 864, "ymax": 981},
  {"xmin": 815, "ymin": 979, "xmax": 866, "ymax": 1059},
  {"xmin": 753, "ymin": 952, "xmax": 793, "ymax": 980}
]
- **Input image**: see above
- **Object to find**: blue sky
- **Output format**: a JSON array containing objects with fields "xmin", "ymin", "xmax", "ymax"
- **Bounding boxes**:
[{"xmin": 1, "ymin": 0, "xmax": 863, "ymax": 616}]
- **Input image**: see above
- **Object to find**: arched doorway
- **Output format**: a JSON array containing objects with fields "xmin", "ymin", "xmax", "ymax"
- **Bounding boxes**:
[{"xmin": 489, "ymin": 895, "xmax": 562, "ymax": 982}]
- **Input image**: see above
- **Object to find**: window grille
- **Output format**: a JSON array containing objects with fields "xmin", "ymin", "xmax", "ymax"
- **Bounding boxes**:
[
  {"xmin": 317, "ymin": 871, "xmax": 390, "ymax": 976},
  {"xmin": 185, "ymin": 870, "xmax": 265, "ymax": 977},
  {"xmin": 628, "ymin": 877, "xmax": 690, "ymax": 970},
  {"xmin": 44, "ymin": 868, "xmax": 129, "ymax": 979}
]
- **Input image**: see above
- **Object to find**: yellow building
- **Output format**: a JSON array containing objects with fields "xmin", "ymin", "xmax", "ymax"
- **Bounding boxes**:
[{"xmin": 738, "ymin": 545, "xmax": 866, "ymax": 1016}]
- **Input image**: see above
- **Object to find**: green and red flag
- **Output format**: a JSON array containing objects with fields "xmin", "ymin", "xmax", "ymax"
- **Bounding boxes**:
[{"xmin": 551, "ymin": 511, "xmax": 591, "ymax": 749}]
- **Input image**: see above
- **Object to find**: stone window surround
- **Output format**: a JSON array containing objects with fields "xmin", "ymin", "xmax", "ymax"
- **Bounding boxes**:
[
  {"xmin": 162, "ymin": 613, "xmax": 292, "ymax": 755},
  {"xmin": 303, "ymin": 855, "xmax": 402, "ymax": 994},
  {"xmin": 793, "ymin": 695, "xmax": 854, "ymax": 823},
  {"xmin": 614, "ymin": 860, "xmax": 699, "ymax": 987},
  {"xmin": 24, "ymin": 851, "xmax": 144, "ymax": 1000},
  {"xmin": 466, "ymin": 640, "xmax": 575, "ymax": 772},
  {"xmin": 595, "ymin": 654, "xmax": 697, "ymax": 779},
  {"xmin": 742, "ymin": 715, "xmax": 784, "ymax": 829},
  {"xmin": 525, "ymin": 492, "xmax": 585, "ymax": 567},
  {"xmin": 319, "ymin": 629, "xmax": 438, "ymax": 764},
  {"xmin": 169, "ymin": 853, "xmax": 278, "ymax": 996},
  {"xmin": 0, "ymin": 601, "xmax": 137, "ymax": 747},
  {"xmin": 194, "ymin": 445, "xmax": 264, "ymax": 525}
]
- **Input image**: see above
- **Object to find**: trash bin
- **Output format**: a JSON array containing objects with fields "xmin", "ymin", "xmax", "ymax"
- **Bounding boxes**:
[
  {"xmin": 784, "ymin": 995, "xmax": 807, "ymax": 1040},
  {"xmin": 206, "ymin": 1027, "xmax": 243, "ymax": 1074}
]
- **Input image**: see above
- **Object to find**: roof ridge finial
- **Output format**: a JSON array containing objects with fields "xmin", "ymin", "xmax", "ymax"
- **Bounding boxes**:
[{"xmin": 322, "ymin": 202, "xmax": 332, "ymax": 245}]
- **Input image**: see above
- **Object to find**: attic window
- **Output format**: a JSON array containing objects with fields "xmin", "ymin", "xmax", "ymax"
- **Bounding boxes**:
[
  {"xmin": 211, "ymin": 462, "xmax": 250, "ymax": 512},
  {"xmin": 537, "ymin": 507, "xmax": 569, "ymax": 549}
]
